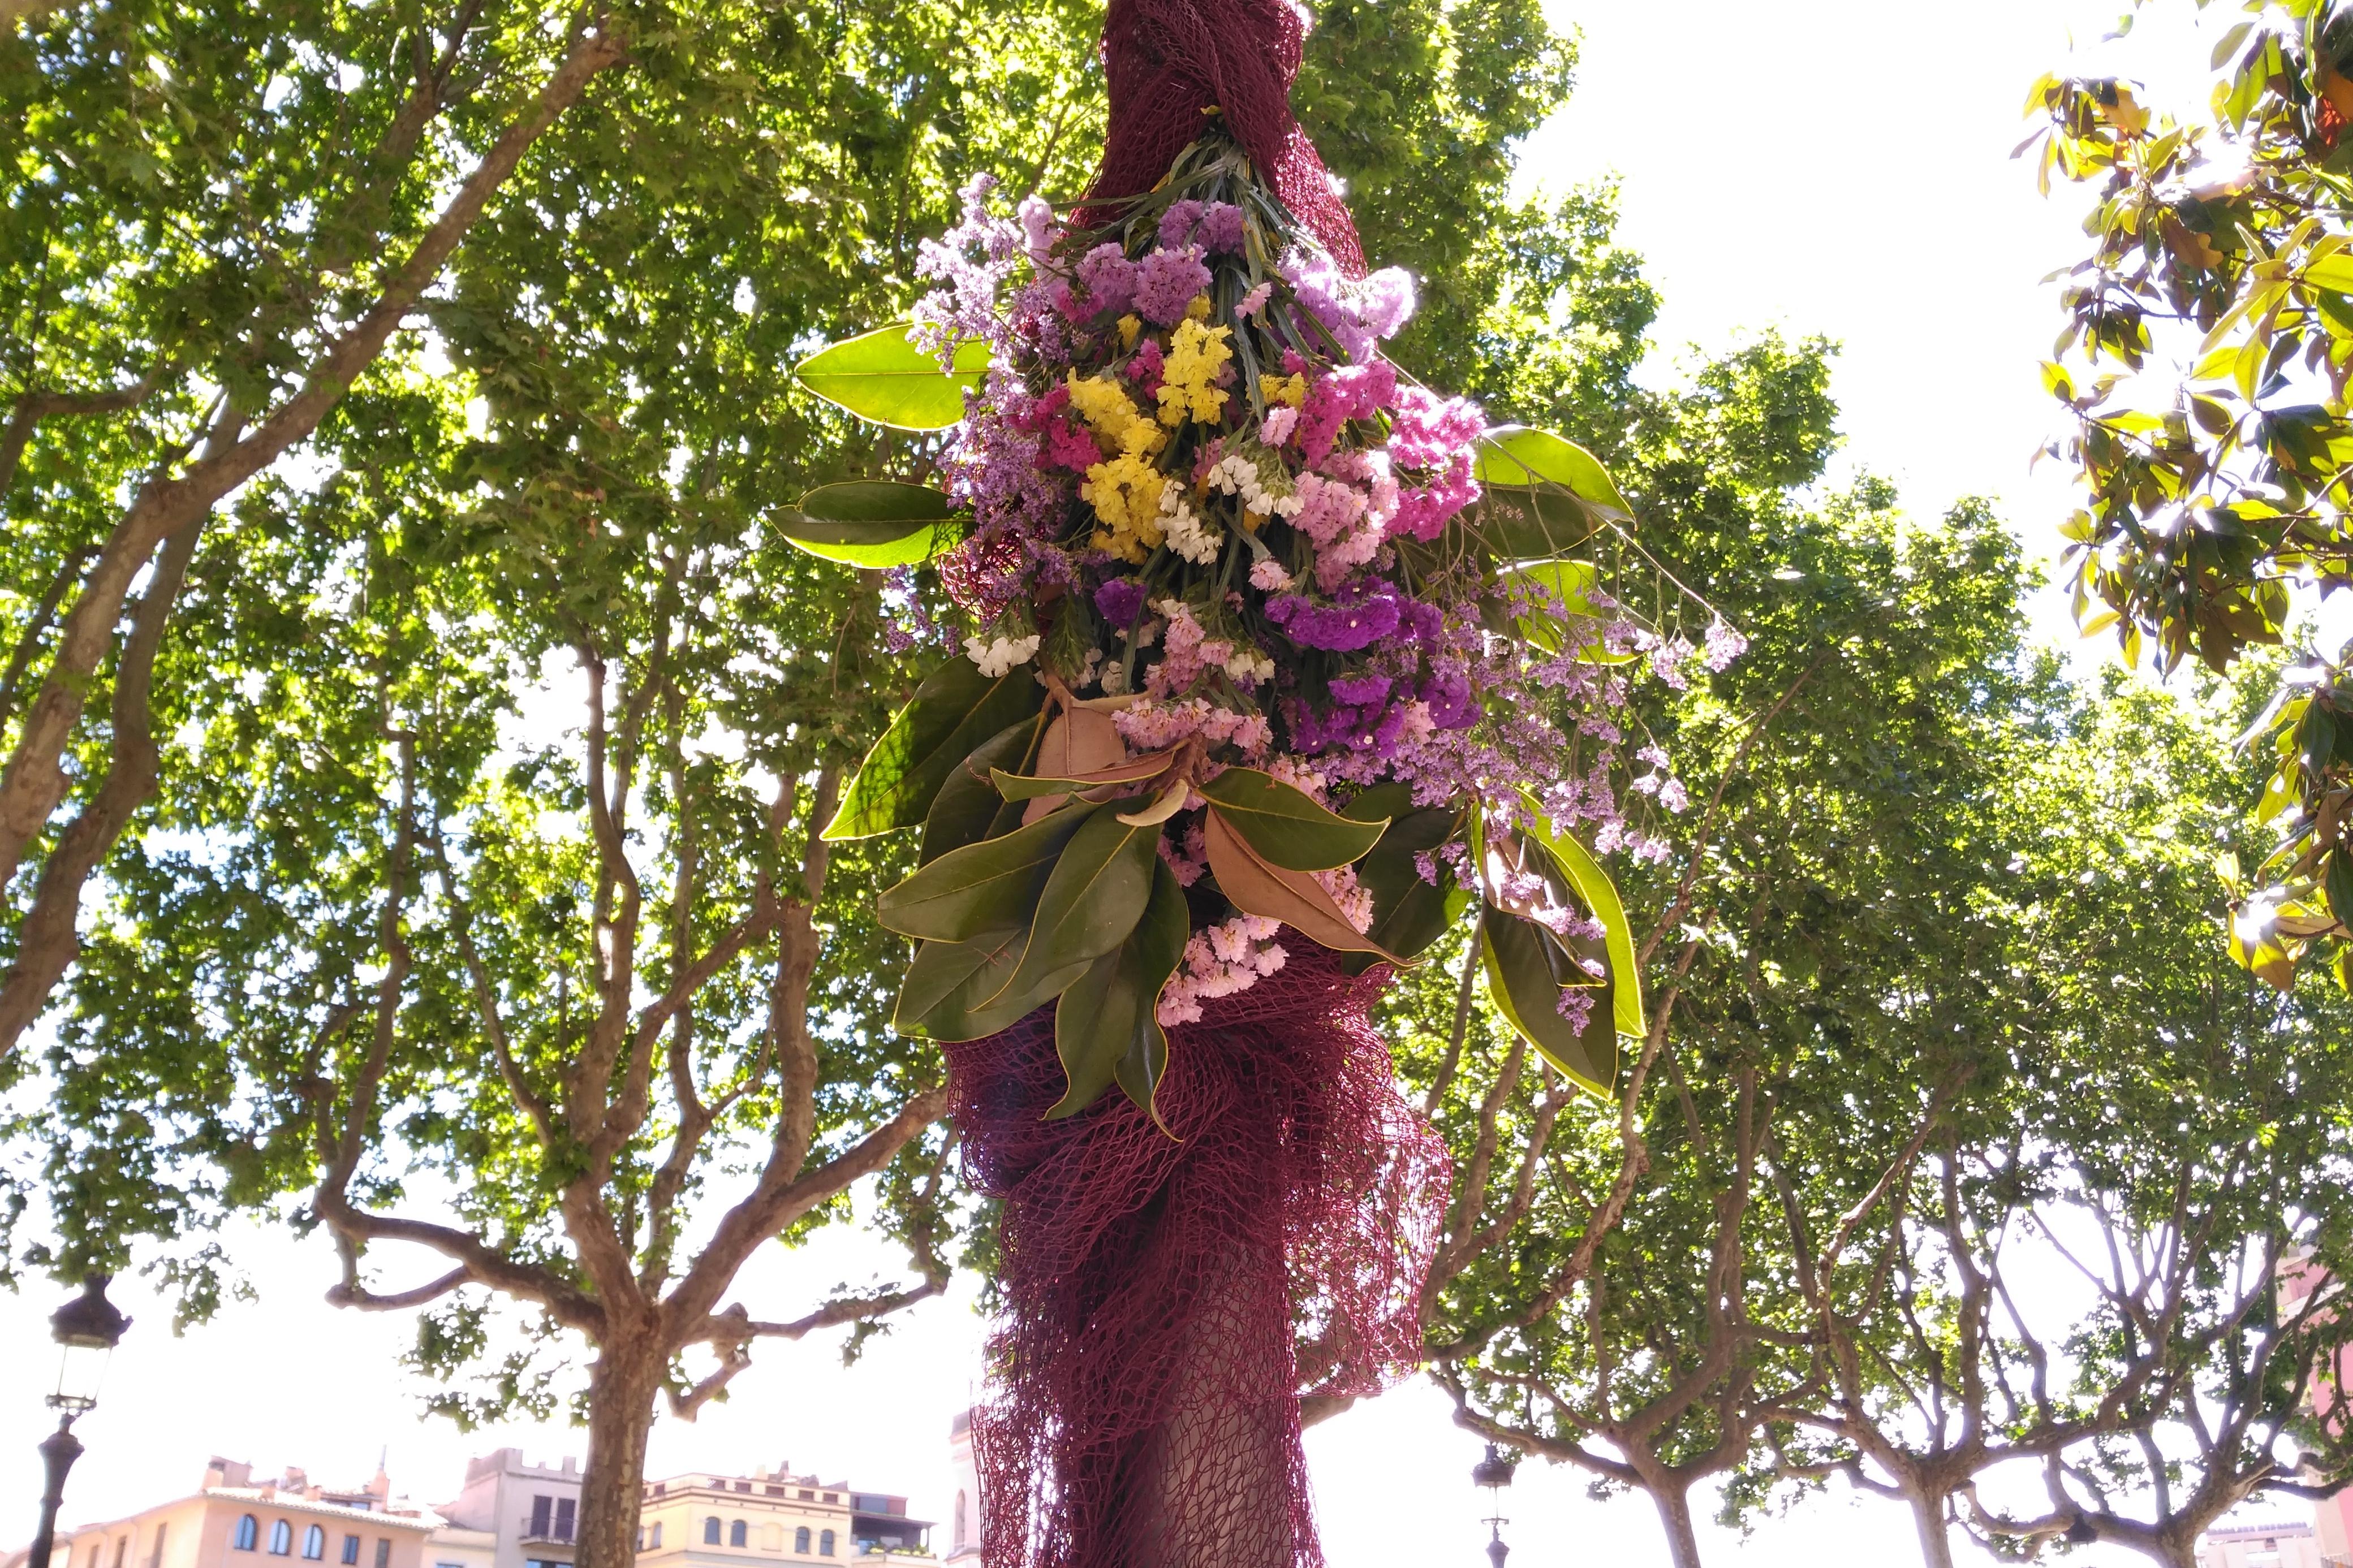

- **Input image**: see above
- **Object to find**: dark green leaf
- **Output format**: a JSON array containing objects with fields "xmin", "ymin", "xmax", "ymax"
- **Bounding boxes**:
[
  {"xmin": 1199, "ymin": 767, "xmax": 1386, "ymax": 870},
  {"xmin": 875, "ymin": 801, "xmax": 1096, "ymax": 941},
  {"xmin": 1048, "ymin": 861, "xmax": 1190, "ymax": 1123},
  {"xmin": 920, "ymin": 716, "xmax": 1041, "ymax": 866},
  {"xmin": 775, "ymin": 482, "xmax": 958, "ymax": 569},
  {"xmin": 1482, "ymin": 908, "xmax": 1616, "ymax": 1096},
  {"xmin": 826, "ymin": 657, "xmax": 1045, "ymax": 840},
  {"xmin": 1008, "ymin": 804, "xmax": 1160, "ymax": 988}
]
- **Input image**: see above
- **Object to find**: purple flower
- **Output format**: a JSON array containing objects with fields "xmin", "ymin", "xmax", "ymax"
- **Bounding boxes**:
[
  {"xmin": 1355, "ymin": 267, "xmax": 1417, "ymax": 338},
  {"xmin": 1328, "ymin": 673, "xmax": 1393, "ymax": 706},
  {"xmin": 1134, "ymin": 245, "xmax": 1210, "ymax": 325},
  {"xmin": 1265, "ymin": 586, "xmax": 1400, "ymax": 651},
  {"xmin": 1157, "ymin": 200, "xmax": 1203, "ymax": 249},
  {"xmin": 1703, "ymin": 616, "xmax": 1748, "ymax": 672},
  {"xmin": 1095, "ymin": 577, "xmax": 1146, "ymax": 628},
  {"xmin": 1419, "ymin": 668, "xmax": 1479, "ymax": 730},
  {"xmin": 1077, "ymin": 243, "xmax": 1137, "ymax": 317},
  {"xmin": 1199, "ymin": 202, "xmax": 1246, "ymax": 253}
]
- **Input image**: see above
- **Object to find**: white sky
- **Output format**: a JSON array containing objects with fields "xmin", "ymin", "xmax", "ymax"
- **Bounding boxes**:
[{"xmin": 0, "ymin": 3, "xmax": 2307, "ymax": 1566}]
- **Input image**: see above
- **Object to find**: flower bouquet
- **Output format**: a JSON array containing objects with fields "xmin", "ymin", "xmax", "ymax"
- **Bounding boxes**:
[{"xmin": 784, "ymin": 119, "xmax": 1733, "ymax": 1124}]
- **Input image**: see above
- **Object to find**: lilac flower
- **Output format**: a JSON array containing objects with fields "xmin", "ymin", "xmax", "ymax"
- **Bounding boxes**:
[
  {"xmin": 1354, "ymin": 267, "xmax": 1417, "ymax": 338},
  {"xmin": 1281, "ymin": 250, "xmax": 1374, "ymax": 362},
  {"xmin": 1018, "ymin": 193, "xmax": 1055, "ymax": 267},
  {"xmin": 1554, "ymin": 988, "xmax": 1596, "ymax": 1032},
  {"xmin": 1076, "ymin": 243, "xmax": 1137, "ymax": 317},
  {"xmin": 1328, "ymin": 673, "xmax": 1393, "ymax": 706},
  {"xmin": 1158, "ymin": 200, "xmax": 1203, "ymax": 249},
  {"xmin": 1134, "ymin": 245, "xmax": 1210, "ymax": 325},
  {"xmin": 1703, "ymin": 616, "xmax": 1749, "ymax": 671},
  {"xmin": 1418, "ymin": 668, "xmax": 1479, "ymax": 730},
  {"xmin": 1199, "ymin": 202, "xmax": 1246, "ymax": 253}
]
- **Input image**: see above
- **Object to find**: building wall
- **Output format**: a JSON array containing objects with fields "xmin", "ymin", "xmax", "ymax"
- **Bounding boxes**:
[
  {"xmin": 60, "ymin": 1491, "xmax": 430, "ymax": 1568},
  {"xmin": 436, "ymin": 1451, "xmax": 580, "ymax": 1568},
  {"xmin": 636, "ymin": 1484, "xmax": 852, "ymax": 1565},
  {"xmin": 943, "ymin": 1415, "xmax": 980, "ymax": 1565}
]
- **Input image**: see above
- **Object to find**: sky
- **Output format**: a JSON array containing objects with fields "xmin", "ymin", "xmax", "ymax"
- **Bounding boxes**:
[{"xmin": 0, "ymin": 3, "xmax": 2320, "ymax": 1567}]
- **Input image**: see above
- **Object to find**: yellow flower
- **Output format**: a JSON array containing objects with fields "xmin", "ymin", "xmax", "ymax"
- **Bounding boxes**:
[
  {"xmin": 1260, "ymin": 372, "xmax": 1306, "ymax": 409},
  {"xmin": 1066, "ymin": 371, "xmax": 1166, "ymax": 460},
  {"xmin": 1082, "ymin": 453, "xmax": 1169, "ymax": 563},
  {"xmin": 1184, "ymin": 293, "xmax": 1213, "ymax": 322},
  {"xmin": 1156, "ymin": 317, "xmax": 1234, "ymax": 428},
  {"xmin": 1118, "ymin": 314, "xmax": 1142, "ymax": 349}
]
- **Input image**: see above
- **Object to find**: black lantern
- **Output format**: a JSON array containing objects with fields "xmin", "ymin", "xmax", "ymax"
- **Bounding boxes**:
[
  {"xmin": 27, "ymin": 1276, "xmax": 131, "ymax": 1568},
  {"xmin": 1472, "ymin": 1443, "xmax": 1516, "ymax": 1568}
]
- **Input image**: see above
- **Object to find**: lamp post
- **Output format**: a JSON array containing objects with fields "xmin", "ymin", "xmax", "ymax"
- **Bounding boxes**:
[
  {"xmin": 27, "ymin": 1276, "xmax": 131, "ymax": 1568},
  {"xmin": 1471, "ymin": 1443, "xmax": 1516, "ymax": 1568}
]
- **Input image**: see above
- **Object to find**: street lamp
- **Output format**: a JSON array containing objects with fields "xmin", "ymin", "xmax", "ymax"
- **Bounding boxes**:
[
  {"xmin": 27, "ymin": 1276, "xmax": 131, "ymax": 1568},
  {"xmin": 1471, "ymin": 1443, "xmax": 1516, "ymax": 1568}
]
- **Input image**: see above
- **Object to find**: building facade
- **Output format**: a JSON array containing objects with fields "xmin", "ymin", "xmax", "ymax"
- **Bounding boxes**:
[
  {"xmin": 2197, "ymin": 1519, "xmax": 2325, "ymax": 1568},
  {"xmin": 428, "ymin": 1450, "xmax": 582, "ymax": 1568},
  {"xmin": 635, "ymin": 1467, "xmax": 930, "ymax": 1565},
  {"xmin": 35, "ymin": 1459, "xmax": 437, "ymax": 1568},
  {"xmin": 942, "ymin": 1415, "xmax": 980, "ymax": 1566}
]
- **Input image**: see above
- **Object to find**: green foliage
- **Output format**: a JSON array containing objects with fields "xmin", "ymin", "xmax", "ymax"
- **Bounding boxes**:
[{"xmin": 2029, "ymin": 3, "xmax": 2353, "ymax": 990}]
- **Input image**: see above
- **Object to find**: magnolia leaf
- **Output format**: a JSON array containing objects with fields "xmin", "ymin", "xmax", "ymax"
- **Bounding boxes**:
[
  {"xmin": 1019, "ymin": 707, "xmax": 1130, "ymax": 823},
  {"xmin": 792, "ymin": 323, "xmax": 989, "ymax": 431},
  {"xmin": 826, "ymin": 656, "xmax": 1044, "ymax": 840},
  {"xmin": 992, "ymin": 753, "xmax": 1174, "ymax": 801},
  {"xmin": 2309, "ymin": 252, "xmax": 2353, "ymax": 296},
  {"xmin": 1472, "ymin": 426, "xmax": 1632, "ymax": 516},
  {"xmin": 1203, "ymin": 809, "xmax": 1401, "ymax": 960},
  {"xmin": 1016, "ymin": 805, "xmax": 1162, "ymax": 980},
  {"xmin": 1352, "ymin": 805, "xmax": 1470, "ymax": 967},
  {"xmin": 776, "ymin": 482, "xmax": 956, "ymax": 568},
  {"xmin": 1481, "ymin": 907, "xmax": 1616, "ymax": 1096},
  {"xmin": 876, "ymin": 801, "xmax": 1096, "ymax": 941},
  {"xmin": 1049, "ymin": 861, "xmax": 1189, "ymax": 1125},
  {"xmin": 1520, "ymin": 789, "xmax": 1647, "ymax": 1039},
  {"xmin": 1464, "ymin": 483, "xmax": 1602, "ymax": 563},
  {"xmin": 894, "ymin": 927, "xmax": 1024, "ymax": 1035},
  {"xmin": 1199, "ymin": 767, "xmax": 1386, "ymax": 870},
  {"xmin": 1117, "ymin": 776, "xmax": 1192, "ymax": 827},
  {"xmin": 920, "ymin": 716, "xmax": 1041, "ymax": 866}
]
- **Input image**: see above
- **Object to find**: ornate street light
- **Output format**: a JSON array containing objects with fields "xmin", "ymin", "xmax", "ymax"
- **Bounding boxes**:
[
  {"xmin": 27, "ymin": 1276, "xmax": 132, "ymax": 1568},
  {"xmin": 1471, "ymin": 1443, "xmax": 1517, "ymax": 1568}
]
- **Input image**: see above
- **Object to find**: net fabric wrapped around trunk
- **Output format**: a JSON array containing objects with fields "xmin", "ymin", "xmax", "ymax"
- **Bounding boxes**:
[
  {"xmin": 946, "ymin": 945, "xmax": 1448, "ymax": 1568},
  {"xmin": 1087, "ymin": 0, "xmax": 1366, "ymax": 276}
]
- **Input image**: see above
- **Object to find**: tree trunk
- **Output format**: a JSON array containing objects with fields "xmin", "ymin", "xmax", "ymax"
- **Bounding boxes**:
[
  {"xmin": 576, "ymin": 1338, "xmax": 662, "ymax": 1568},
  {"xmin": 1646, "ymin": 1481, "xmax": 1706, "ymax": 1568},
  {"xmin": 1908, "ymin": 1494, "xmax": 1956, "ymax": 1568}
]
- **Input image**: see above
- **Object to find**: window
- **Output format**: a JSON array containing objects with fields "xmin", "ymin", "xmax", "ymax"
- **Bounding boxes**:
[
  {"xmin": 341, "ymin": 1539, "xmax": 359, "ymax": 1566},
  {"xmin": 528, "ymin": 1498, "xmax": 551, "ymax": 1540},
  {"xmin": 553, "ymin": 1501, "xmax": 575, "ymax": 1544},
  {"xmin": 821, "ymin": 1497, "xmax": 837, "ymax": 1506},
  {"xmin": 372, "ymin": 1540, "xmax": 389, "ymax": 1568},
  {"xmin": 704, "ymin": 1519, "xmax": 721, "ymax": 1546},
  {"xmin": 759, "ymin": 1526, "xmax": 780, "ymax": 1552},
  {"xmin": 796, "ymin": 1492, "xmax": 812, "ymax": 1503},
  {"xmin": 235, "ymin": 1518, "xmax": 259, "ymax": 1552},
  {"xmin": 817, "ymin": 1533, "xmax": 834, "ymax": 1558},
  {"xmin": 114, "ymin": 1536, "xmax": 128, "ymax": 1568},
  {"xmin": 148, "ymin": 1523, "xmax": 167, "ymax": 1568},
  {"xmin": 763, "ymin": 1487, "xmax": 783, "ymax": 1498},
  {"xmin": 953, "ymin": 1493, "xmax": 967, "ymax": 1550},
  {"xmin": 793, "ymin": 1530, "xmax": 810, "ymax": 1556},
  {"xmin": 732, "ymin": 1483, "xmax": 750, "ymax": 1495},
  {"xmin": 729, "ymin": 1522, "xmax": 747, "ymax": 1548},
  {"xmin": 649, "ymin": 1524, "xmax": 662, "ymax": 1550},
  {"xmin": 303, "ymin": 1528, "xmax": 325, "ymax": 1561},
  {"xmin": 269, "ymin": 1523, "xmax": 292, "ymax": 1557}
]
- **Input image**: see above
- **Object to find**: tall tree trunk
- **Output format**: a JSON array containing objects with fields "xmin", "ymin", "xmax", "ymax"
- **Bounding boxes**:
[
  {"xmin": 1908, "ymin": 1493, "xmax": 1956, "ymax": 1568},
  {"xmin": 1647, "ymin": 1480, "xmax": 1706, "ymax": 1568},
  {"xmin": 576, "ymin": 1337, "xmax": 662, "ymax": 1568}
]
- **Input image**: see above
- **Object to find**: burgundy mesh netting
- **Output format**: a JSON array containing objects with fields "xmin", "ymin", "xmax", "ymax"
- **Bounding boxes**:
[
  {"xmin": 1085, "ymin": 0, "xmax": 1366, "ymax": 276},
  {"xmin": 947, "ymin": 944, "xmax": 1449, "ymax": 1568}
]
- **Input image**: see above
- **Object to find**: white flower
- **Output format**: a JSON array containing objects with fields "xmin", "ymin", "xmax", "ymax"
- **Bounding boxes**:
[
  {"xmin": 963, "ymin": 632, "xmax": 1041, "ymax": 677},
  {"xmin": 1161, "ymin": 489, "xmax": 1223, "ymax": 565},
  {"xmin": 1222, "ymin": 647, "xmax": 1275, "ymax": 687}
]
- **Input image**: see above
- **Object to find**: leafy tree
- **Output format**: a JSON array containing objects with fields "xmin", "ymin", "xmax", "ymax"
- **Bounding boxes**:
[
  {"xmin": 2026, "ymin": 0, "xmax": 2353, "ymax": 992},
  {"xmin": 6, "ymin": 0, "xmax": 1641, "ymax": 1559},
  {"xmin": 0, "ymin": 2, "xmax": 632, "ymax": 1055}
]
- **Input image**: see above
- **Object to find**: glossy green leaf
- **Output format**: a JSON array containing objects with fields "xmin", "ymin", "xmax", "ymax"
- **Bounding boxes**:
[
  {"xmin": 920, "ymin": 716, "xmax": 1041, "ymax": 866},
  {"xmin": 915, "ymin": 936, "xmax": 1094, "ymax": 1043},
  {"xmin": 1199, "ymin": 767, "xmax": 1386, "ymax": 870},
  {"xmin": 775, "ymin": 482, "xmax": 957, "ymax": 568},
  {"xmin": 1008, "ymin": 805, "xmax": 1160, "ymax": 991},
  {"xmin": 1472, "ymin": 426, "xmax": 1632, "ymax": 515},
  {"xmin": 1048, "ymin": 861, "xmax": 1190, "ymax": 1123},
  {"xmin": 894, "ymin": 927, "xmax": 1023, "ymax": 1035},
  {"xmin": 1466, "ymin": 483, "xmax": 1605, "ymax": 562},
  {"xmin": 1519, "ymin": 789, "xmax": 1647, "ymax": 1039},
  {"xmin": 875, "ymin": 801, "xmax": 1095, "ymax": 941},
  {"xmin": 988, "ymin": 751, "xmax": 1175, "ymax": 800},
  {"xmin": 825, "ymin": 656, "xmax": 1045, "ymax": 840},
  {"xmin": 791, "ymin": 323, "xmax": 990, "ymax": 431},
  {"xmin": 1482, "ymin": 907, "xmax": 1615, "ymax": 1096},
  {"xmin": 1355, "ymin": 805, "xmax": 1470, "ymax": 964}
]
